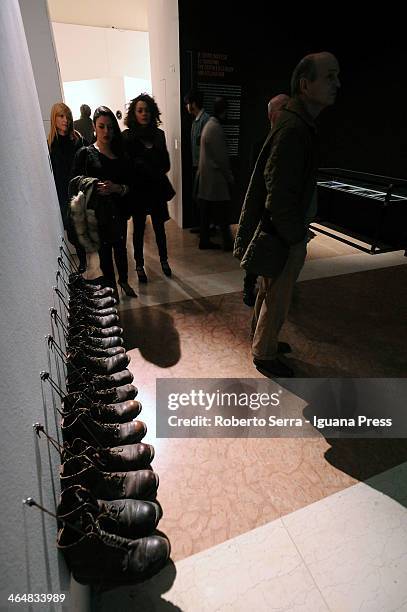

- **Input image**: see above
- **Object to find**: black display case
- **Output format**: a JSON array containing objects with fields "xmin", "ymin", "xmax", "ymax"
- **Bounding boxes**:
[{"xmin": 313, "ymin": 168, "xmax": 407, "ymax": 255}]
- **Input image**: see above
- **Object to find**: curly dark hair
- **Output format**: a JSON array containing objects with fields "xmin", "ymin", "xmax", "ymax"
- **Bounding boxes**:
[{"xmin": 124, "ymin": 93, "xmax": 162, "ymax": 131}]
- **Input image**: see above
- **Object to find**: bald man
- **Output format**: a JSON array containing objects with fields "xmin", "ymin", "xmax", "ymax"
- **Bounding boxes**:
[
  {"xmin": 235, "ymin": 52, "xmax": 340, "ymax": 377},
  {"xmin": 243, "ymin": 93, "xmax": 290, "ymax": 307}
]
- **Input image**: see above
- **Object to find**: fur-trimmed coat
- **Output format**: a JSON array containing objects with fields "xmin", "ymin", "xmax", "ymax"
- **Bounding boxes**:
[
  {"xmin": 68, "ymin": 176, "xmax": 100, "ymax": 253},
  {"xmin": 71, "ymin": 145, "xmax": 131, "ymax": 243}
]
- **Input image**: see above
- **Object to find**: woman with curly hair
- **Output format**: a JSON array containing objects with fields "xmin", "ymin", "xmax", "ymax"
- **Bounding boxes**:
[
  {"xmin": 123, "ymin": 93, "xmax": 173, "ymax": 283},
  {"xmin": 48, "ymin": 102, "xmax": 87, "ymax": 271}
]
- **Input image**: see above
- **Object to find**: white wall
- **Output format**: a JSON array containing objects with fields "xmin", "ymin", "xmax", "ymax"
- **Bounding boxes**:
[
  {"xmin": 19, "ymin": 0, "xmax": 63, "ymax": 134},
  {"xmin": 147, "ymin": 0, "xmax": 182, "ymax": 226},
  {"xmin": 64, "ymin": 75, "xmax": 152, "ymax": 129},
  {"xmin": 124, "ymin": 76, "xmax": 152, "ymax": 104},
  {"xmin": 48, "ymin": 0, "xmax": 148, "ymax": 31},
  {"xmin": 50, "ymin": 3, "xmax": 183, "ymax": 225},
  {"xmin": 52, "ymin": 23, "xmax": 151, "ymax": 82},
  {"xmin": 64, "ymin": 76, "xmax": 126, "ymax": 125},
  {"xmin": 52, "ymin": 22, "xmax": 151, "ymax": 126},
  {"xmin": 0, "ymin": 0, "xmax": 70, "ymax": 600}
]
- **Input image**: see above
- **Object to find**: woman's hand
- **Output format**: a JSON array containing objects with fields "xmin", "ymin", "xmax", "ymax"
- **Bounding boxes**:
[{"xmin": 96, "ymin": 180, "xmax": 122, "ymax": 196}]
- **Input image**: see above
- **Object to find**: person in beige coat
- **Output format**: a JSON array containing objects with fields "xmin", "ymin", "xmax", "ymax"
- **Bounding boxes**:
[{"xmin": 197, "ymin": 97, "xmax": 234, "ymax": 250}]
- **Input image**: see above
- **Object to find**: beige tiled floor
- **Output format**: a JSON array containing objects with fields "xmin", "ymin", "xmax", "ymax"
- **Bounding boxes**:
[
  {"xmin": 88, "ymin": 219, "xmax": 407, "ymax": 611},
  {"xmin": 83, "ymin": 220, "xmax": 407, "ymax": 309},
  {"xmin": 98, "ymin": 463, "xmax": 407, "ymax": 612}
]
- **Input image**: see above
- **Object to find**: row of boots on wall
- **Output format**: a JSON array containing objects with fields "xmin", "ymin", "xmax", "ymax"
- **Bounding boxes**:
[{"xmin": 37, "ymin": 248, "xmax": 170, "ymax": 588}]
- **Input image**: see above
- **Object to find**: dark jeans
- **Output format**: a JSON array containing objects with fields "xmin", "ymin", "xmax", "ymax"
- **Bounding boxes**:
[
  {"xmin": 98, "ymin": 237, "xmax": 128, "ymax": 287},
  {"xmin": 133, "ymin": 213, "xmax": 168, "ymax": 266},
  {"xmin": 198, "ymin": 199, "xmax": 233, "ymax": 249}
]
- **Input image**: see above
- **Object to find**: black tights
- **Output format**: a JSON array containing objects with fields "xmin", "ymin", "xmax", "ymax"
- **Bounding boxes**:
[
  {"xmin": 133, "ymin": 213, "xmax": 168, "ymax": 266},
  {"xmin": 98, "ymin": 237, "xmax": 128, "ymax": 287}
]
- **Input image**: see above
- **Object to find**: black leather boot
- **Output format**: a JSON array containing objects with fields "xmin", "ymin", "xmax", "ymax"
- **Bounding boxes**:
[
  {"xmin": 64, "ymin": 385, "xmax": 138, "ymax": 410},
  {"xmin": 91, "ymin": 384, "xmax": 138, "ymax": 404},
  {"xmin": 69, "ymin": 303, "xmax": 118, "ymax": 317},
  {"xmin": 62, "ymin": 398, "xmax": 142, "ymax": 424},
  {"xmin": 68, "ymin": 284, "xmax": 117, "ymax": 302},
  {"xmin": 68, "ymin": 293, "xmax": 117, "ymax": 310},
  {"xmin": 67, "ymin": 340, "xmax": 125, "ymax": 358},
  {"xmin": 57, "ymin": 520, "xmax": 170, "ymax": 586},
  {"xmin": 68, "ymin": 312, "xmax": 119, "ymax": 329},
  {"xmin": 68, "ymin": 272, "xmax": 103, "ymax": 290},
  {"xmin": 68, "ymin": 333, "xmax": 124, "ymax": 350},
  {"xmin": 67, "ymin": 350, "xmax": 130, "ymax": 375},
  {"xmin": 63, "ymin": 438, "xmax": 154, "ymax": 471},
  {"xmin": 60, "ymin": 456, "xmax": 159, "ymax": 501},
  {"xmin": 67, "ymin": 324, "xmax": 123, "ymax": 339},
  {"xmin": 61, "ymin": 409, "xmax": 147, "ymax": 446},
  {"xmin": 66, "ymin": 368, "xmax": 134, "ymax": 394},
  {"xmin": 58, "ymin": 485, "xmax": 162, "ymax": 538},
  {"xmin": 63, "ymin": 388, "xmax": 137, "ymax": 410}
]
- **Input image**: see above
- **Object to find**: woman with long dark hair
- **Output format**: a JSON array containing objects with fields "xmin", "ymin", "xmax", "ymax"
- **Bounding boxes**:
[
  {"xmin": 72, "ymin": 106, "xmax": 136, "ymax": 299},
  {"xmin": 48, "ymin": 102, "xmax": 87, "ymax": 271},
  {"xmin": 123, "ymin": 94, "xmax": 173, "ymax": 283}
]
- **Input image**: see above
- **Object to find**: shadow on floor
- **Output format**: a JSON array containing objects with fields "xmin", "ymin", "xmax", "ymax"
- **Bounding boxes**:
[
  {"xmin": 94, "ymin": 560, "xmax": 182, "ymax": 611},
  {"xmin": 120, "ymin": 307, "xmax": 181, "ymax": 368},
  {"xmin": 288, "ymin": 264, "xmax": 407, "ymax": 376},
  {"xmin": 272, "ymin": 378, "xmax": 407, "ymax": 507},
  {"xmin": 324, "ymin": 438, "xmax": 407, "ymax": 507}
]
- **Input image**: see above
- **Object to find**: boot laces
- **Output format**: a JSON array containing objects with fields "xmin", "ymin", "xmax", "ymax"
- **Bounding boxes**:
[
  {"xmin": 94, "ymin": 387, "xmax": 118, "ymax": 402},
  {"xmin": 104, "ymin": 471, "xmax": 123, "ymax": 484},
  {"xmin": 97, "ymin": 405, "xmax": 117, "ymax": 419},
  {"xmin": 101, "ymin": 502, "xmax": 123, "ymax": 519},
  {"xmin": 98, "ymin": 526, "xmax": 130, "ymax": 549}
]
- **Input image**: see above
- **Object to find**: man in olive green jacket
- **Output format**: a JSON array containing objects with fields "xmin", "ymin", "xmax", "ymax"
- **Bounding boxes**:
[{"xmin": 234, "ymin": 52, "xmax": 340, "ymax": 377}]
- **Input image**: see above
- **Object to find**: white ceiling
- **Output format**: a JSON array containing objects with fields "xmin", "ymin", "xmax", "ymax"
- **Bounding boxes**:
[{"xmin": 47, "ymin": 0, "xmax": 149, "ymax": 31}]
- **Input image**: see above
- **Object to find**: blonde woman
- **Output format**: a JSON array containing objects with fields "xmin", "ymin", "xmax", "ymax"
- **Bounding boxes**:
[{"xmin": 48, "ymin": 102, "xmax": 87, "ymax": 271}]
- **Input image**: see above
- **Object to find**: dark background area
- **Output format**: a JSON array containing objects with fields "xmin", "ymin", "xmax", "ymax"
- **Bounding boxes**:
[{"xmin": 178, "ymin": 2, "xmax": 407, "ymax": 226}]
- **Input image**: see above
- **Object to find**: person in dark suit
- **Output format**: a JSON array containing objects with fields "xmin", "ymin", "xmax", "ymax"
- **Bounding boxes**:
[{"xmin": 184, "ymin": 88, "xmax": 210, "ymax": 233}]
